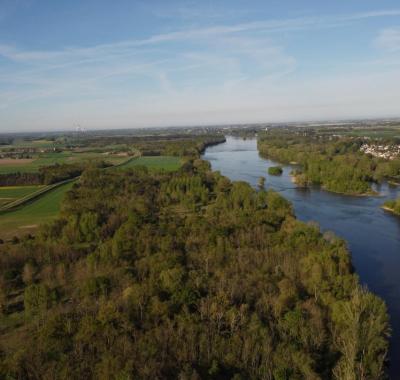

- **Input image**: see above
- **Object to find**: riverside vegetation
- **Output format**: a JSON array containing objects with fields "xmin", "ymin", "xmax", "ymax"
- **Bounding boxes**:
[
  {"xmin": 258, "ymin": 129, "xmax": 400, "ymax": 195},
  {"xmin": 0, "ymin": 136, "xmax": 390, "ymax": 379},
  {"xmin": 268, "ymin": 166, "xmax": 283, "ymax": 176},
  {"xmin": 383, "ymin": 198, "xmax": 400, "ymax": 216}
]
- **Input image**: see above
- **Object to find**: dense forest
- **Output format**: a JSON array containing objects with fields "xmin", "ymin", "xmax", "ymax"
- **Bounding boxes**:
[
  {"xmin": 0, "ymin": 151, "xmax": 390, "ymax": 379},
  {"xmin": 258, "ymin": 130, "xmax": 400, "ymax": 195}
]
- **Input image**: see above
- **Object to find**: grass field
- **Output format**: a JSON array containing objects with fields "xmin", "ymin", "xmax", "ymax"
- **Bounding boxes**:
[
  {"xmin": 0, "ymin": 155, "xmax": 178, "ymax": 238},
  {"xmin": 0, "ymin": 153, "xmax": 69, "ymax": 174},
  {"xmin": 0, "ymin": 139, "xmax": 60, "ymax": 149},
  {"xmin": 13, "ymin": 139, "xmax": 58, "ymax": 148},
  {"xmin": 67, "ymin": 152, "xmax": 127, "ymax": 165},
  {"xmin": 0, "ymin": 182, "xmax": 74, "ymax": 239},
  {"xmin": 0, "ymin": 151, "xmax": 128, "ymax": 174},
  {"xmin": 120, "ymin": 156, "xmax": 182, "ymax": 171},
  {"xmin": 318, "ymin": 128, "xmax": 400, "ymax": 139},
  {"xmin": 342, "ymin": 130, "xmax": 400, "ymax": 138},
  {"xmin": 0, "ymin": 185, "xmax": 44, "ymax": 206}
]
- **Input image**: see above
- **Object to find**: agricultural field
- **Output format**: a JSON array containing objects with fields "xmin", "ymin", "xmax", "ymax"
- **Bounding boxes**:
[
  {"xmin": 0, "ymin": 185, "xmax": 44, "ymax": 207},
  {"xmin": 0, "ymin": 153, "xmax": 68, "ymax": 174},
  {"xmin": 0, "ymin": 151, "xmax": 128, "ymax": 174},
  {"xmin": 0, "ymin": 139, "xmax": 61, "ymax": 149},
  {"xmin": 0, "ymin": 182, "xmax": 74, "ymax": 239},
  {"xmin": 119, "ymin": 156, "xmax": 182, "ymax": 171},
  {"xmin": 0, "ymin": 140, "xmax": 184, "ymax": 240},
  {"xmin": 0, "ymin": 155, "xmax": 179, "ymax": 238},
  {"xmin": 316, "ymin": 127, "xmax": 400, "ymax": 139},
  {"xmin": 341, "ymin": 129, "xmax": 400, "ymax": 138},
  {"xmin": 12, "ymin": 139, "xmax": 61, "ymax": 148},
  {"xmin": 67, "ymin": 152, "xmax": 129, "ymax": 165}
]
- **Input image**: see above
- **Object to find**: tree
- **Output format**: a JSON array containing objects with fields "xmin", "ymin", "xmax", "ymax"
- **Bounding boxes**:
[
  {"xmin": 332, "ymin": 286, "xmax": 390, "ymax": 380},
  {"xmin": 258, "ymin": 176, "xmax": 266, "ymax": 190}
]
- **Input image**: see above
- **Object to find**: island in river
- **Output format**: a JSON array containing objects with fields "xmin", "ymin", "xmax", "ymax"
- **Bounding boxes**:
[{"xmin": 257, "ymin": 129, "xmax": 400, "ymax": 196}]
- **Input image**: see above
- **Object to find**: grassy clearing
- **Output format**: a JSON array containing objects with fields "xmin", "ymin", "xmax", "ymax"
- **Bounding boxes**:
[
  {"xmin": 120, "ymin": 156, "xmax": 182, "ymax": 171},
  {"xmin": 0, "ymin": 155, "xmax": 177, "ymax": 238},
  {"xmin": 10, "ymin": 139, "xmax": 70, "ymax": 149},
  {"xmin": 0, "ymin": 186, "xmax": 44, "ymax": 206},
  {"xmin": 0, "ymin": 151, "xmax": 128, "ymax": 174},
  {"xmin": 339, "ymin": 129, "xmax": 400, "ymax": 138},
  {"xmin": 0, "ymin": 154, "xmax": 68, "ymax": 174},
  {"xmin": 67, "ymin": 152, "xmax": 128, "ymax": 165},
  {"xmin": 0, "ymin": 182, "xmax": 74, "ymax": 239}
]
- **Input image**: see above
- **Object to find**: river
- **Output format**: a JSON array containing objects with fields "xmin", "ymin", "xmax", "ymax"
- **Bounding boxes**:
[{"xmin": 203, "ymin": 136, "xmax": 400, "ymax": 379}]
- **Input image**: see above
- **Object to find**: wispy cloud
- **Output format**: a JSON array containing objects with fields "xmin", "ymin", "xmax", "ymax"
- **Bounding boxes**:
[
  {"xmin": 0, "ymin": 13, "xmax": 300, "ymax": 110},
  {"xmin": 374, "ymin": 27, "xmax": 400, "ymax": 52},
  {"xmin": 2, "ymin": 8, "xmax": 400, "ymax": 64},
  {"xmin": 349, "ymin": 9, "xmax": 400, "ymax": 20},
  {"xmin": 1, "ymin": 8, "xmax": 400, "ymax": 130}
]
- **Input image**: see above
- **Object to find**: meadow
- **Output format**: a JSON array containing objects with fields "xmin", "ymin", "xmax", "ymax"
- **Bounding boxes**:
[
  {"xmin": 0, "ymin": 155, "xmax": 178, "ymax": 238},
  {"xmin": 0, "ymin": 151, "xmax": 127, "ymax": 174},
  {"xmin": 0, "ymin": 139, "xmax": 62, "ymax": 149},
  {"xmin": 317, "ymin": 127, "xmax": 400, "ymax": 139},
  {"xmin": 0, "ymin": 185, "xmax": 44, "ymax": 207},
  {"xmin": 0, "ymin": 137, "xmax": 182, "ymax": 239},
  {"xmin": 119, "ymin": 156, "xmax": 182, "ymax": 171},
  {"xmin": 0, "ymin": 182, "xmax": 74, "ymax": 239}
]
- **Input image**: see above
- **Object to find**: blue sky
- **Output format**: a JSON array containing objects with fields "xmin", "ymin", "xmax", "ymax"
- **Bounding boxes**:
[{"xmin": 1, "ymin": 0, "xmax": 400, "ymax": 132}]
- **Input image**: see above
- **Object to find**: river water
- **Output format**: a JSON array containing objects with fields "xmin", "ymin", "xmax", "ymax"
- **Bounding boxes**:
[{"xmin": 203, "ymin": 136, "xmax": 400, "ymax": 379}]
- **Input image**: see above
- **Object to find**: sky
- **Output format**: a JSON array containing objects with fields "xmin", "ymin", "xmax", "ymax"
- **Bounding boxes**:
[{"xmin": 1, "ymin": 0, "xmax": 400, "ymax": 132}]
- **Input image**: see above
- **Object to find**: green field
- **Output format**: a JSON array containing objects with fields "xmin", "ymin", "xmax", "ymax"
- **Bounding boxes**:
[
  {"xmin": 120, "ymin": 156, "xmax": 181, "ymax": 171},
  {"xmin": 0, "ymin": 139, "xmax": 60, "ymax": 149},
  {"xmin": 342, "ymin": 130, "xmax": 400, "ymax": 138},
  {"xmin": 0, "ymin": 155, "xmax": 179, "ymax": 238},
  {"xmin": 0, "ymin": 182, "xmax": 74, "ymax": 239},
  {"xmin": 0, "ymin": 185, "xmax": 44, "ymax": 206},
  {"xmin": 67, "ymin": 152, "xmax": 128, "ymax": 165},
  {"xmin": 0, "ymin": 152, "xmax": 128, "ymax": 174},
  {"xmin": 317, "ymin": 128, "xmax": 400, "ymax": 139},
  {"xmin": 0, "ymin": 153, "xmax": 69, "ymax": 174}
]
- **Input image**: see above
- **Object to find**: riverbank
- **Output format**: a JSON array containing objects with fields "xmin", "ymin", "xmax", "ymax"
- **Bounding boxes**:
[
  {"xmin": 382, "ymin": 206, "xmax": 400, "ymax": 215},
  {"xmin": 382, "ymin": 200, "xmax": 400, "ymax": 216},
  {"xmin": 203, "ymin": 136, "xmax": 400, "ymax": 379}
]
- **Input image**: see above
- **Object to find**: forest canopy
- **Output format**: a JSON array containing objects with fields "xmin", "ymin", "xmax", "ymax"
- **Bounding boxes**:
[{"xmin": 0, "ymin": 153, "xmax": 390, "ymax": 379}]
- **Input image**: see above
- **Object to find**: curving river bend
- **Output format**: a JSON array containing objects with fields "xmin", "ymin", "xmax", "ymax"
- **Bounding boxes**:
[{"xmin": 203, "ymin": 136, "xmax": 400, "ymax": 379}]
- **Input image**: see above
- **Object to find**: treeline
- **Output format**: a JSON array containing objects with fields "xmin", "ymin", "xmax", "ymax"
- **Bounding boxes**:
[
  {"xmin": 0, "ymin": 137, "xmax": 13, "ymax": 146},
  {"xmin": 0, "ymin": 159, "xmax": 389, "ymax": 379},
  {"xmin": 129, "ymin": 135, "xmax": 225, "ymax": 156},
  {"xmin": 0, "ymin": 172, "xmax": 42, "ymax": 186},
  {"xmin": 71, "ymin": 134, "xmax": 225, "ymax": 156},
  {"xmin": 39, "ymin": 161, "xmax": 111, "ymax": 184},
  {"xmin": 258, "ymin": 131, "xmax": 400, "ymax": 195},
  {"xmin": 0, "ymin": 161, "xmax": 110, "ymax": 186}
]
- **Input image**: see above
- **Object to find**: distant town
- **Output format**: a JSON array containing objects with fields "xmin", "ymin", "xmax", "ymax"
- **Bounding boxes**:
[{"xmin": 360, "ymin": 143, "xmax": 400, "ymax": 160}]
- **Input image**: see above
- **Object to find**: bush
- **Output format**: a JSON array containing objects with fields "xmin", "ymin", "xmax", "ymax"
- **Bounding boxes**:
[{"xmin": 268, "ymin": 166, "xmax": 283, "ymax": 176}]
